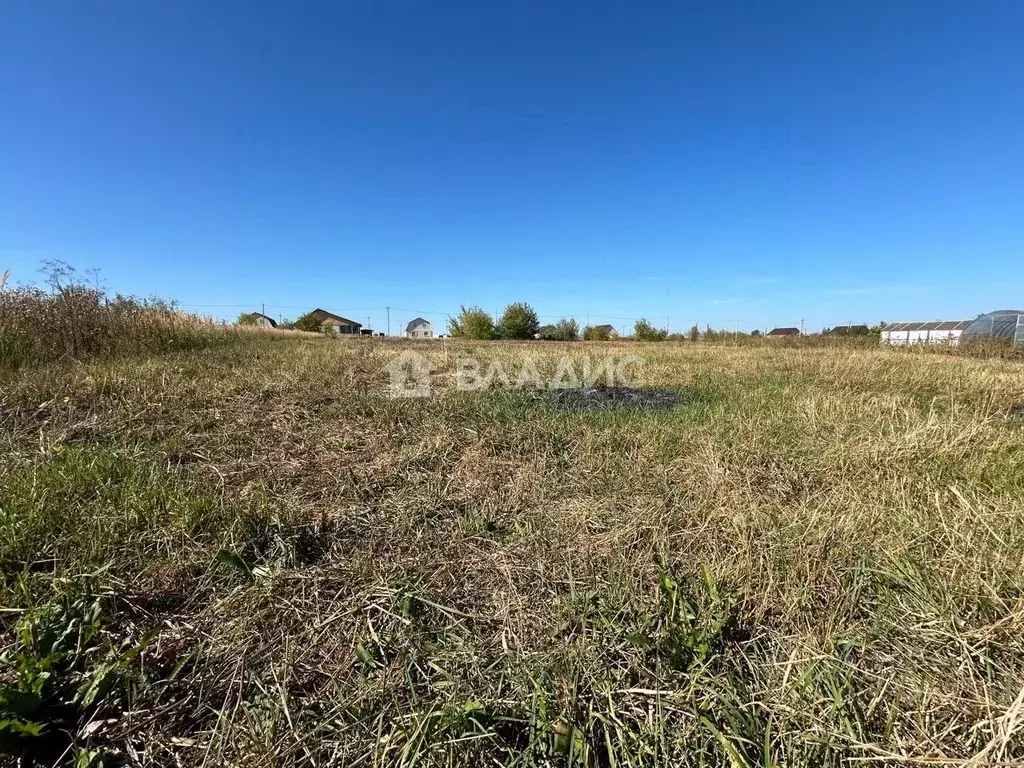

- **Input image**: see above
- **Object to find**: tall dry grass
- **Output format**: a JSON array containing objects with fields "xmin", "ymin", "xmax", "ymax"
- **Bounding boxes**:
[{"xmin": 0, "ymin": 263, "xmax": 292, "ymax": 371}]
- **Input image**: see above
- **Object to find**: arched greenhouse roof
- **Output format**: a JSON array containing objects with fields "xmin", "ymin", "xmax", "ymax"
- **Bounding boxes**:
[{"xmin": 959, "ymin": 310, "xmax": 1024, "ymax": 344}]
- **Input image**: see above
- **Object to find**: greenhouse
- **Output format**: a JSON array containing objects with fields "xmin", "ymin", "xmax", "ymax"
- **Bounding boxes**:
[
  {"xmin": 880, "ymin": 320, "xmax": 970, "ymax": 345},
  {"xmin": 958, "ymin": 310, "xmax": 1024, "ymax": 345}
]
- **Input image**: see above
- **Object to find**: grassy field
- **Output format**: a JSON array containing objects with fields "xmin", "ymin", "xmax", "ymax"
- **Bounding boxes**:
[{"xmin": 2, "ymin": 336, "xmax": 1024, "ymax": 766}]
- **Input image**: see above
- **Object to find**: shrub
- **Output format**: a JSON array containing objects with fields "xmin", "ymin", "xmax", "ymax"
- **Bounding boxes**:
[
  {"xmin": 237, "ymin": 312, "xmax": 258, "ymax": 326},
  {"xmin": 448, "ymin": 306, "xmax": 497, "ymax": 340},
  {"xmin": 497, "ymin": 302, "xmax": 540, "ymax": 340},
  {"xmin": 702, "ymin": 325, "xmax": 723, "ymax": 342},
  {"xmin": 293, "ymin": 312, "xmax": 324, "ymax": 333},
  {"xmin": 634, "ymin": 318, "xmax": 668, "ymax": 342},
  {"xmin": 538, "ymin": 318, "xmax": 579, "ymax": 341},
  {"xmin": 583, "ymin": 325, "xmax": 611, "ymax": 341}
]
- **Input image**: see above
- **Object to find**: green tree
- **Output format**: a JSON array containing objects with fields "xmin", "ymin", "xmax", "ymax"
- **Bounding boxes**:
[
  {"xmin": 236, "ymin": 312, "xmax": 257, "ymax": 326},
  {"xmin": 497, "ymin": 302, "xmax": 540, "ymax": 340},
  {"xmin": 294, "ymin": 312, "xmax": 324, "ymax": 333},
  {"xmin": 634, "ymin": 318, "xmax": 667, "ymax": 341},
  {"xmin": 688, "ymin": 324, "xmax": 700, "ymax": 342},
  {"xmin": 539, "ymin": 317, "xmax": 579, "ymax": 341},
  {"xmin": 583, "ymin": 325, "xmax": 611, "ymax": 341},
  {"xmin": 448, "ymin": 306, "xmax": 497, "ymax": 339}
]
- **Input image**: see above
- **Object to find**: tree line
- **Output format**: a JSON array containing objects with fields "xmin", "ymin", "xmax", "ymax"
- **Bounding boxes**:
[
  {"xmin": 447, "ymin": 303, "xmax": 700, "ymax": 341},
  {"xmin": 448, "ymin": 303, "xmax": 618, "ymax": 341},
  {"xmin": 242, "ymin": 301, "xmax": 889, "ymax": 342}
]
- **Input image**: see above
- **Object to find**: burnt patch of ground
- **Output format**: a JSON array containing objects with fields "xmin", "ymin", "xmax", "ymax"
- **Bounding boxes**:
[{"xmin": 545, "ymin": 385, "xmax": 681, "ymax": 412}]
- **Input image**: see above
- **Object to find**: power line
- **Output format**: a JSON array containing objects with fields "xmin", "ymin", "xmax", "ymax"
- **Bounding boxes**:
[
  {"xmin": 175, "ymin": 303, "xmax": 256, "ymax": 309},
  {"xmin": 388, "ymin": 306, "xmax": 456, "ymax": 317},
  {"xmin": 587, "ymin": 313, "xmax": 649, "ymax": 322}
]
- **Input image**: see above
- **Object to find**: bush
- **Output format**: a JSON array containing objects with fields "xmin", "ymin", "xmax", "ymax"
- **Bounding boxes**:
[
  {"xmin": 702, "ymin": 325, "xmax": 723, "ymax": 342},
  {"xmin": 497, "ymin": 302, "xmax": 540, "ymax": 340},
  {"xmin": 236, "ymin": 312, "xmax": 258, "ymax": 326},
  {"xmin": 583, "ymin": 325, "xmax": 611, "ymax": 341},
  {"xmin": 293, "ymin": 312, "xmax": 324, "ymax": 333},
  {"xmin": 634, "ymin": 318, "xmax": 668, "ymax": 342},
  {"xmin": 448, "ymin": 306, "xmax": 497, "ymax": 340},
  {"xmin": 538, "ymin": 318, "xmax": 579, "ymax": 341}
]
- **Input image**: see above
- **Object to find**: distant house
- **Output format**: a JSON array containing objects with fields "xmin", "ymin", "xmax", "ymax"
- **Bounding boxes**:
[
  {"xmin": 880, "ymin": 321, "xmax": 970, "ymax": 346},
  {"xmin": 404, "ymin": 317, "xmax": 434, "ymax": 338},
  {"xmin": 594, "ymin": 324, "xmax": 620, "ymax": 340},
  {"xmin": 827, "ymin": 324, "xmax": 870, "ymax": 336},
  {"xmin": 767, "ymin": 327, "xmax": 801, "ymax": 338},
  {"xmin": 309, "ymin": 308, "xmax": 361, "ymax": 335},
  {"xmin": 242, "ymin": 312, "xmax": 277, "ymax": 328}
]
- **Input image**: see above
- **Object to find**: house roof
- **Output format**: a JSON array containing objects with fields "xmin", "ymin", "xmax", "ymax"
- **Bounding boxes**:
[
  {"xmin": 883, "ymin": 320, "xmax": 970, "ymax": 332},
  {"xmin": 768, "ymin": 327, "xmax": 801, "ymax": 336},
  {"xmin": 829, "ymin": 324, "xmax": 869, "ymax": 334},
  {"xmin": 404, "ymin": 317, "xmax": 432, "ymax": 333},
  {"xmin": 310, "ymin": 308, "xmax": 361, "ymax": 327},
  {"xmin": 243, "ymin": 312, "xmax": 277, "ymax": 327},
  {"xmin": 594, "ymin": 324, "xmax": 616, "ymax": 332}
]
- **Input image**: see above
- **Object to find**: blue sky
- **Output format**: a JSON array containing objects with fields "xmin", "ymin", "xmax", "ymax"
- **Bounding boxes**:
[{"xmin": 2, "ymin": 1, "xmax": 1022, "ymax": 334}]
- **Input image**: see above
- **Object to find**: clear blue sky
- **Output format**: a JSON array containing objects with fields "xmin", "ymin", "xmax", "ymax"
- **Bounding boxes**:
[{"xmin": 2, "ymin": 1, "xmax": 1022, "ymax": 334}]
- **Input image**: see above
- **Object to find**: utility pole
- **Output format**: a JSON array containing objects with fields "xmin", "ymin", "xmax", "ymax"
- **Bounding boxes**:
[
  {"xmin": 666, "ymin": 315, "xmax": 670, "ymax": 333},
  {"xmin": 262, "ymin": 302, "xmax": 265, "ymax": 319},
  {"xmin": 386, "ymin": 306, "xmax": 390, "ymax": 337},
  {"xmin": 800, "ymin": 318, "xmax": 805, "ymax": 336}
]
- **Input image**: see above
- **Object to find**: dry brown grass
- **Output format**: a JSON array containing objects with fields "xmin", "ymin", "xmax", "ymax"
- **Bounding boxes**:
[
  {"xmin": 2, "ymin": 337, "xmax": 1024, "ymax": 766},
  {"xmin": 0, "ymin": 263, "xmax": 311, "ymax": 371}
]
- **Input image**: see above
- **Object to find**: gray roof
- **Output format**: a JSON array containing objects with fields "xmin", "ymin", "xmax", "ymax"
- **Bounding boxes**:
[
  {"xmin": 883, "ymin": 321, "xmax": 970, "ymax": 332},
  {"xmin": 768, "ymin": 327, "xmax": 800, "ymax": 336},
  {"xmin": 404, "ymin": 317, "xmax": 432, "ymax": 333},
  {"xmin": 829, "ymin": 324, "xmax": 870, "ymax": 334}
]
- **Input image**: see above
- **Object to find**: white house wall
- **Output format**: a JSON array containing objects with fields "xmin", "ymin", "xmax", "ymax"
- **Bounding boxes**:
[
  {"xmin": 404, "ymin": 322, "xmax": 434, "ymax": 338},
  {"xmin": 881, "ymin": 330, "xmax": 962, "ymax": 346}
]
